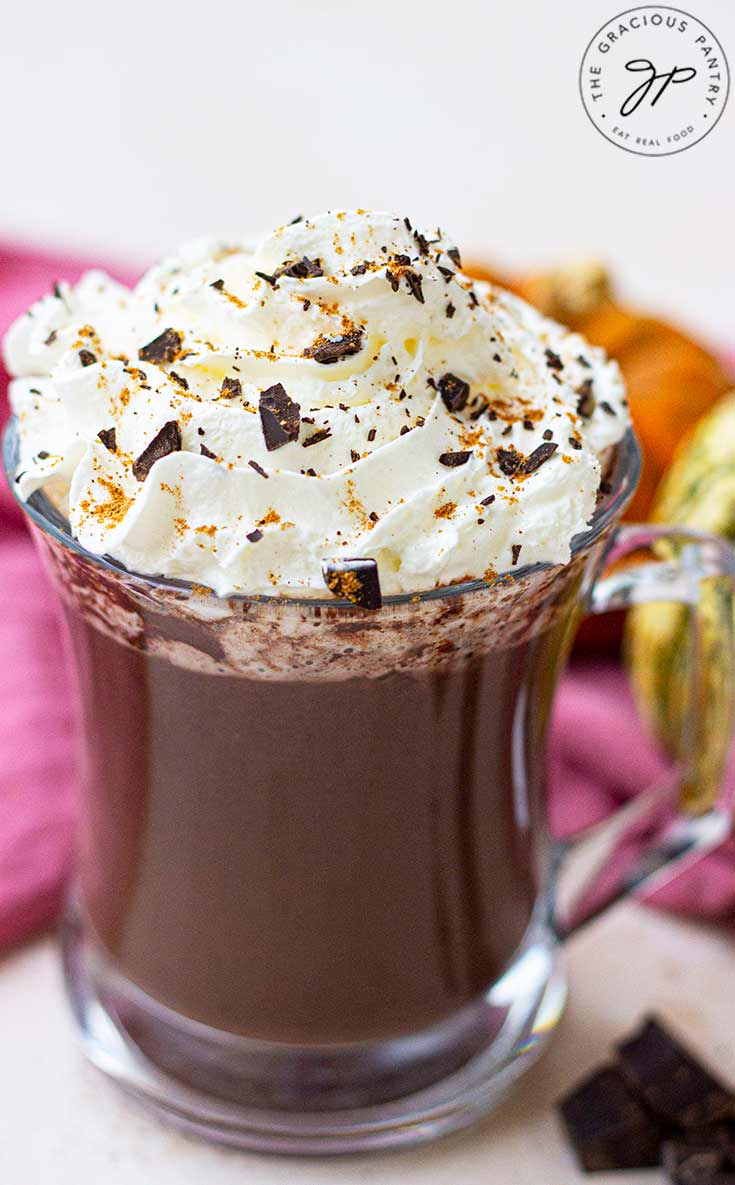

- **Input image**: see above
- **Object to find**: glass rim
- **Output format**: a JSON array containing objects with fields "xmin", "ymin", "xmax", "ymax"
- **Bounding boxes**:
[{"xmin": 2, "ymin": 415, "xmax": 640, "ymax": 608}]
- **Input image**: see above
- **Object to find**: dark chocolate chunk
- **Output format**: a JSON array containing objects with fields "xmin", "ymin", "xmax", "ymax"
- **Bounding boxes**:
[
  {"xmin": 385, "ymin": 268, "xmax": 400, "ymax": 292},
  {"xmin": 480, "ymin": 494, "xmax": 495, "ymax": 506},
  {"xmin": 437, "ymin": 266, "xmax": 455, "ymax": 282},
  {"xmin": 259, "ymin": 383, "xmax": 301, "ymax": 451},
  {"xmin": 559, "ymin": 1065, "xmax": 666, "ymax": 1173},
  {"xmin": 600, "ymin": 400, "xmax": 617, "ymax": 416},
  {"xmin": 543, "ymin": 428, "xmax": 554, "ymax": 441},
  {"xmin": 576, "ymin": 378, "xmax": 596, "ymax": 417},
  {"xmin": 392, "ymin": 253, "xmax": 412, "ymax": 266},
  {"xmin": 303, "ymin": 427, "xmax": 332, "ymax": 448},
  {"xmin": 447, "ymin": 246, "xmax": 462, "ymax": 268},
  {"xmin": 289, "ymin": 214, "xmax": 304, "ymax": 224},
  {"xmin": 132, "ymin": 420, "xmax": 181, "ymax": 481},
  {"xmin": 578, "ymin": 353, "xmax": 592, "ymax": 368},
  {"xmin": 210, "ymin": 278, "xmax": 225, "ymax": 290},
  {"xmin": 350, "ymin": 449, "xmax": 360, "ymax": 463},
  {"xmin": 220, "ymin": 376, "xmax": 242, "ymax": 399},
  {"xmin": 445, "ymin": 302, "xmax": 456, "ymax": 319},
  {"xmin": 350, "ymin": 262, "xmax": 369, "ymax": 276},
  {"xmin": 200, "ymin": 443, "xmax": 217, "ymax": 459},
  {"xmin": 414, "ymin": 230, "xmax": 430, "ymax": 256},
  {"xmin": 322, "ymin": 558, "xmax": 382, "ymax": 610},
  {"xmin": 511, "ymin": 543, "xmax": 522, "ymax": 566},
  {"xmin": 617, "ymin": 1018, "xmax": 735, "ymax": 1129},
  {"xmin": 519, "ymin": 441, "xmax": 558, "ymax": 474},
  {"xmin": 246, "ymin": 529, "xmax": 263, "ymax": 543},
  {"xmin": 403, "ymin": 216, "xmax": 412, "ymax": 231},
  {"xmin": 496, "ymin": 447, "xmax": 522, "ymax": 476},
  {"xmin": 248, "ymin": 458, "xmax": 269, "ymax": 478},
  {"xmin": 78, "ymin": 348, "xmax": 97, "ymax": 367},
  {"xmin": 169, "ymin": 370, "xmax": 189, "ymax": 390},
  {"xmin": 439, "ymin": 450, "xmax": 472, "ymax": 467},
  {"xmin": 255, "ymin": 270, "xmax": 279, "ymax": 287},
  {"xmin": 568, "ymin": 436, "xmax": 583, "ymax": 450},
  {"xmin": 97, "ymin": 427, "xmax": 117, "ymax": 453},
  {"xmin": 44, "ymin": 329, "xmax": 57, "ymax": 346},
  {"xmin": 404, "ymin": 270, "xmax": 424, "ymax": 303},
  {"xmin": 277, "ymin": 256, "xmax": 323, "ymax": 279},
  {"xmin": 367, "ymin": 427, "xmax": 377, "ymax": 442},
  {"xmin": 437, "ymin": 372, "xmax": 470, "ymax": 413},
  {"xmin": 544, "ymin": 347, "xmax": 564, "ymax": 372},
  {"xmin": 306, "ymin": 329, "xmax": 364, "ymax": 365},
  {"xmin": 138, "ymin": 328, "xmax": 183, "ymax": 365},
  {"xmin": 36, "ymin": 451, "xmax": 49, "ymax": 460}
]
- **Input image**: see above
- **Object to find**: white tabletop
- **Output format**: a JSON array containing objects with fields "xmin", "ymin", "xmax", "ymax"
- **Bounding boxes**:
[{"xmin": 2, "ymin": 902, "xmax": 733, "ymax": 1184}]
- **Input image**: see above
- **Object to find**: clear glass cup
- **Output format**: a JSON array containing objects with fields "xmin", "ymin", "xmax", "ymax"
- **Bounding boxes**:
[{"xmin": 3, "ymin": 419, "xmax": 734, "ymax": 1154}]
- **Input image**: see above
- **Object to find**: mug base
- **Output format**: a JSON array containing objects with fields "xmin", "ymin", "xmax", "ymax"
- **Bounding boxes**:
[{"xmin": 60, "ymin": 905, "xmax": 566, "ymax": 1155}]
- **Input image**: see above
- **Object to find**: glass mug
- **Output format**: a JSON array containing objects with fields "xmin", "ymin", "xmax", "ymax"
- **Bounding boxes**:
[{"xmin": 4, "ymin": 421, "xmax": 734, "ymax": 1154}]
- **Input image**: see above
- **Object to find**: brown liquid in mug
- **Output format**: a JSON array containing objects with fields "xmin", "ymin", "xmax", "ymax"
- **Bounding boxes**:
[{"xmin": 68, "ymin": 611, "xmax": 564, "ymax": 1046}]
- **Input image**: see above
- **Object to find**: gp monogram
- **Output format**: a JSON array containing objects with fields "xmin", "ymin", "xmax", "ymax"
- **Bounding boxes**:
[{"xmin": 580, "ymin": 7, "xmax": 730, "ymax": 156}]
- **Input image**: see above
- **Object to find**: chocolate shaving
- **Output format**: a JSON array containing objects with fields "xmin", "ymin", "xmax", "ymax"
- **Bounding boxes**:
[
  {"xmin": 437, "ymin": 266, "xmax": 455, "ymax": 282},
  {"xmin": 322, "ymin": 558, "xmax": 382, "ymax": 611},
  {"xmin": 138, "ymin": 328, "xmax": 183, "ymax": 365},
  {"xmin": 132, "ymin": 420, "xmax": 181, "ymax": 481},
  {"xmin": 447, "ymin": 246, "xmax": 462, "ymax": 268},
  {"xmin": 351, "ymin": 262, "xmax": 369, "ymax": 276},
  {"xmin": 414, "ymin": 231, "xmax": 430, "ymax": 256},
  {"xmin": 277, "ymin": 256, "xmax": 323, "ymax": 279},
  {"xmin": 601, "ymin": 400, "xmax": 617, "ymax": 416},
  {"xmin": 544, "ymin": 347, "xmax": 564, "ymax": 372},
  {"xmin": 200, "ymin": 443, "xmax": 217, "ymax": 459},
  {"xmin": 439, "ymin": 450, "xmax": 472, "ymax": 467},
  {"xmin": 568, "ymin": 437, "xmax": 583, "ymax": 450},
  {"xmin": 169, "ymin": 370, "xmax": 189, "ymax": 390},
  {"xmin": 446, "ymin": 302, "xmax": 456, "ymax": 319},
  {"xmin": 248, "ymin": 459, "xmax": 269, "ymax": 478},
  {"xmin": 559, "ymin": 1066, "xmax": 666, "ymax": 1173},
  {"xmin": 350, "ymin": 449, "xmax": 360, "ymax": 463},
  {"xmin": 519, "ymin": 441, "xmax": 558, "ymax": 474},
  {"xmin": 246, "ymin": 529, "xmax": 263, "ymax": 543},
  {"xmin": 303, "ymin": 427, "xmax": 332, "ymax": 448},
  {"xmin": 576, "ymin": 378, "xmax": 596, "ymax": 417},
  {"xmin": 97, "ymin": 427, "xmax": 117, "ymax": 452},
  {"xmin": 481, "ymin": 494, "xmax": 495, "ymax": 506},
  {"xmin": 255, "ymin": 270, "xmax": 279, "ymax": 287},
  {"xmin": 385, "ymin": 268, "xmax": 400, "ymax": 292},
  {"xmin": 404, "ymin": 269, "xmax": 424, "ymax": 303},
  {"xmin": 78, "ymin": 348, "xmax": 97, "ymax": 367},
  {"xmin": 367, "ymin": 427, "xmax": 377, "ymax": 443},
  {"xmin": 306, "ymin": 329, "xmax": 363, "ymax": 365},
  {"xmin": 220, "ymin": 376, "xmax": 242, "ymax": 399},
  {"xmin": 438, "ymin": 372, "xmax": 470, "ymax": 413},
  {"xmin": 210, "ymin": 279, "xmax": 225, "ymax": 290},
  {"xmin": 511, "ymin": 544, "xmax": 522, "ymax": 566},
  {"xmin": 496, "ymin": 447, "xmax": 522, "ymax": 476},
  {"xmin": 617, "ymin": 1018, "xmax": 735, "ymax": 1129},
  {"xmin": 259, "ymin": 383, "xmax": 301, "ymax": 451}
]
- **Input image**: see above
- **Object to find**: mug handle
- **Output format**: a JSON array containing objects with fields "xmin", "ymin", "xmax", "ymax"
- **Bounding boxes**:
[{"xmin": 552, "ymin": 523, "xmax": 735, "ymax": 938}]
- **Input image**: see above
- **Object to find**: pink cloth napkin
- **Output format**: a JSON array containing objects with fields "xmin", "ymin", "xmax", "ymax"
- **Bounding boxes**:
[{"xmin": 1, "ymin": 243, "xmax": 733, "ymax": 951}]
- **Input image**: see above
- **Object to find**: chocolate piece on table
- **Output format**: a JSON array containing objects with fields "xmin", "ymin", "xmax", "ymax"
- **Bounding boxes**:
[
  {"xmin": 132, "ymin": 421, "xmax": 181, "ymax": 481},
  {"xmin": 258, "ymin": 383, "xmax": 301, "ymax": 451},
  {"xmin": 138, "ymin": 328, "xmax": 183, "ymax": 365},
  {"xmin": 617, "ymin": 1018, "xmax": 735, "ymax": 1128},
  {"xmin": 559, "ymin": 1065, "xmax": 665, "ymax": 1172},
  {"xmin": 322, "ymin": 558, "xmax": 382, "ymax": 611},
  {"xmin": 662, "ymin": 1140, "xmax": 735, "ymax": 1185}
]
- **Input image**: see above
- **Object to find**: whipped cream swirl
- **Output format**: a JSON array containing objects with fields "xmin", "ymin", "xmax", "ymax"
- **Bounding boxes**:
[{"xmin": 4, "ymin": 210, "xmax": 629, "ymax": 598}]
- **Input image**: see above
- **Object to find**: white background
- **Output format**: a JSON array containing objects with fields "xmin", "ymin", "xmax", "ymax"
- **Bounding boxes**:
[{"xmin": 0, "ymin": 0, "xmax": 733, "ymax": 342}]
